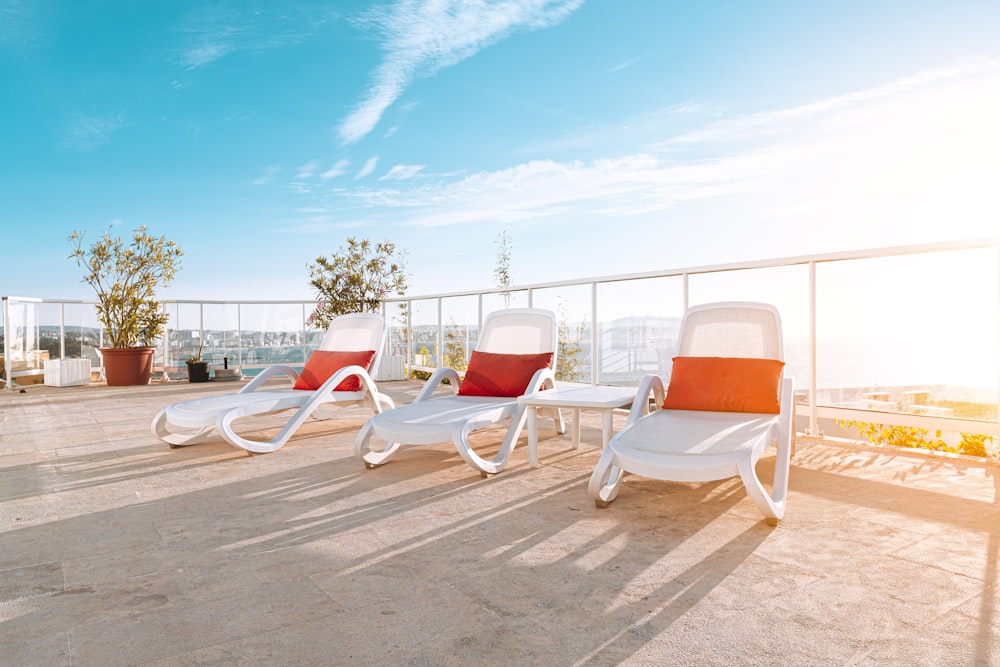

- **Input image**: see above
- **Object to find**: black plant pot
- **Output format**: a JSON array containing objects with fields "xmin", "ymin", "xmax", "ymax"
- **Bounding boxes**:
[{"xmin": 186, "ymin": 361, "xmax": 210, "ymax": 383}]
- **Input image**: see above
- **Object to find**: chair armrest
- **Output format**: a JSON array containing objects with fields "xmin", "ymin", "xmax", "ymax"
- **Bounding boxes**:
[
  {"xmin": 239, "ymin": 364, "xmax": 298, "ymax": 393},
  {"xmin": 415, "ymin": 367, "xmax": 462, "ymax": 402},
  {"xmin": 524, "ymin": 367, "xmax": 556, "ymax": 394},
  {"xmin": 626, "ymin": 374, "xmax": 664, "ymax": 425},
  {"xmin": 315, "ymin": 364, "xmax": 374, "ymax": 394}
]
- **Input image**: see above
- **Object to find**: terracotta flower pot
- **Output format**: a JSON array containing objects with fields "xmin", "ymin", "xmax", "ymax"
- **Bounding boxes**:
[{"xmin": 100, "ymin": 347, "xmax": 155, "ymax": 386}]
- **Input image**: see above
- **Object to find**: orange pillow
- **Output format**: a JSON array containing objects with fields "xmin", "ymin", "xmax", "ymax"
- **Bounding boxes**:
[
  {"xmin": 457, "ymin": 350, "xmax": 554, "ymax": 397},
  {"xmin": 662, "ymin": 356, "xmax": 784, "ymax": 414},
  {"xmin": 293, "ymin": 350, "xmax": 376, "ymax": 391}
]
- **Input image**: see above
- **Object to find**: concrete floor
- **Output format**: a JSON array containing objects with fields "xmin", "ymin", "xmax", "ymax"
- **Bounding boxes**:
[{"xmin": 1, "ymin": 379, "xmax": 998, "ymax": 666}]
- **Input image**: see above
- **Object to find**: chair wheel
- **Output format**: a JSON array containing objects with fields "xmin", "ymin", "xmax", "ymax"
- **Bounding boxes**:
[
  {"xmin": 480, "ymin": 471, "xmax": 490, "ymax": 479},
  {"xmin": 363, "ymin": 460, "xmax": 382, "ymax": 470},
  {"xmin": 766, "ymin": 517, "xmax": 779, "ymax": 527},
  {"xmin": 594, "ymin": 499, "xmax": 610, "ymax": 509}
]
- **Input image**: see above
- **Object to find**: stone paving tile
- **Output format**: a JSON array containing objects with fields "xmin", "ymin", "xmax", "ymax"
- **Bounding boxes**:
[{"xmin": 0, "ymin": 380, "xmax": 998, "ymax": 665}]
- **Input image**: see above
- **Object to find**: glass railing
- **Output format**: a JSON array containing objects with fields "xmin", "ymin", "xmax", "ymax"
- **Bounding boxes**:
[{"xmin": 3, "ymin": 238, "xmax": 998, "ymax": 455}]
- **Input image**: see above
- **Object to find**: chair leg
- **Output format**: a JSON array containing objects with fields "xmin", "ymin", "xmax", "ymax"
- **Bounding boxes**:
[
  {"xmin": 354, "ymin": 420, "xmax": 402, "ymax": 468},
  {"xmin": 217, "ymin": 408, "xmax": 298, "ymax": 455},
  {"xmin": 452, "ymin": 421, "xmax": 510, "ymax": 476},
  {"xmin": 737, "ymin": 454, "xmax": 786, "ymax": 523},
  {"xmin": 588, "ymin": 447, "xmax": 625, "ymax": 507},
  {"xmin": 151, "ymin": 409, "xmax": 215, "ymax": 448},
  {"xmin": 451, "ymin": 407, "xmax": 532, "ymax": 476}
]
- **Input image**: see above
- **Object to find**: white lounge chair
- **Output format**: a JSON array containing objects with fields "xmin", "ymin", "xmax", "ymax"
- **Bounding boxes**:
[
  {"xmin": 588, "ymin": 302, "xmax": 794, "ymax": 525},
  {"xmin": 152, "ymin": 312, "xmax": 393, "ymax": 455},
  {"xmin": 355, "ymin": 308, "xmax": 564, "ymax": 477}
]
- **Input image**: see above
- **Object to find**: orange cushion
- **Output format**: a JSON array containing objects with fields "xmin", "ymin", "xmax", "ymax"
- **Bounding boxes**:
[
  {"xmin": 293, "ymin": 350, "xmax": 376, "ymax": 391},
  {"xmin": 662, "ymin": 356, "xmax": 784, "ymax": 414},
  {"xmin": 457, "ymin": 350, "xmax": 554, "ymax": 397}
]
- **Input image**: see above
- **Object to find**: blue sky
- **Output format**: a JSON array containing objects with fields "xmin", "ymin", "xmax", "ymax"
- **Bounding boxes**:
[{"xmin": 2, "ymin": 0, "xmax": 999, "ymax": 302}]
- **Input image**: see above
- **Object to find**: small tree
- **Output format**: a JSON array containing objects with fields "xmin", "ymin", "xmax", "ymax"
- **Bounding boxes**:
[
  {"xmin": 443, "ymin": 319, "xmax": 468, "ymax": 371},
  {"xmin": 307, "ymin": 237, "xmax": 408, "ymax": 329},
  {"xmin": 556, "ymin": 300, "xmax": 586, "ymax": 382},
  {"xmin": 69, "ymin": 225, "xmax": 183, "ymax": 348},
  {"xmin": 493, "ymin": 230, "xmax": 512, "ymax": 307}
]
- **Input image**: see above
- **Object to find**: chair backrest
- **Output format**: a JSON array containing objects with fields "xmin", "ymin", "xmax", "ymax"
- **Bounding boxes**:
[
  {"xmin": 318, "ymin": 313, "xmax": 387, "ymax": 375},
  {"xmin": 676, "ymin": 302, "xmax": 783, "ymax": 360},
  {"xmin": 477, "ymin": 308, "xmax": 558, "ymax": 365}
]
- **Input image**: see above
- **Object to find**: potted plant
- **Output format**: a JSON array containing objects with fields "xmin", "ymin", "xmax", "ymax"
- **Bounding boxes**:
[
  {"xmin": 186, "ymin": 341, "xmax": 210, "ymax": 383},
  {"xmin": 69, "ymin": 225, "xmax": 183, "ymax": 386}
]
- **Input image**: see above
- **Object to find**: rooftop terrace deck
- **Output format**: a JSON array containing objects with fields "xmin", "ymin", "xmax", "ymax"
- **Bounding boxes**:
[{"xmin": 2, "ymin": 379, "xmax": 999, "ymax": 666}]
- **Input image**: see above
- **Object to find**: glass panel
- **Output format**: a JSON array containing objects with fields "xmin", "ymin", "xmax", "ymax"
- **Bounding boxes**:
[
  {"xmin": 171, "ymin": 303, "xmax": 204, "ymax": 370},
  {"xmin": 35, "ymin": 302, "xmax": 60, "ymax": 364},
  {"xmin": 383, "ymin": 301, "xmax": 410, "ymax": 360},
  {"xmin": 482, "ymin": 289, "xmax": 527, "ymax": 315},
  {"xmin": 409, "ymin": 298, "xmax": 439, "ymax": 368},
  {"xmin": 596, "ymin": 276, "xmax": 685, "ymax": 386},
  {"xmin": 816, "ymin": 248, "xmax": 998, "ymax": 423},
  {"xmin": 238, "ymin": 303, "xmax": 307, "ymax": 370},
  {"xmin": 3, "ymin": 299, "xmax": 44, "ymax": 378},
  {"xmin": 531, "ymin": 285, "xmax": 592, "ymax": 383},
  {"xmin": 202, "ymin": 303, "xmax": 241, "ymax": 369},
  {"xmin": 440, "ymin": 296, "xmax": 478, "ymax": 370}
]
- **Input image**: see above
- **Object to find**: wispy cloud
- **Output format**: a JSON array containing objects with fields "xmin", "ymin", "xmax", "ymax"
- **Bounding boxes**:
[
  {"xmin": 344, "ymin": 154, "xmax": 727, "ymax": 227},
  {"xmin": 175, "ymin": 4, "xmax": 337, "ymax": 70},
  {"xmin": 356, "ymin": 157, "xmax": 379, "ymax": 179},
  {"xmin": 663, "ymin": 58, "xmax": 1000, "ymax": 149},
  {"xmin": 328, "ymin": 59, "xmax": 1000, "ymax": 244},
  {"xmin": 608, "ymin": 53, "xmax": 649, "ymax": 73},
  {"xmin": 321, "ymin": 159, "xmax": 350, "ymax": 180},
  {"xmin": 0, "ymin": 0, "xmax": 42, "ymax": 52},
  {"xmin": 337, "ymin": 0, "xmax": 584, "ymax": 144},
  {"xmin": 253, "ymin": 164, "xmax": 282, "ymax": 185},
  {"xmin": 63, "ymin": 113, "xmax": 125, "ymax": 151},
  {"xmin": 381, "ymin": 164, "xmax": 424, "ymax": 180},
  {"xmin": 297, "ymin": 159, "xmax": 321, "ymax": 179}
]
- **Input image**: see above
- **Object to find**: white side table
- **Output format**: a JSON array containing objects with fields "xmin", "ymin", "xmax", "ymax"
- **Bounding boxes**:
[{"xmin": 518, "ymin": 385, "xmax": 637, "ymax": 467}]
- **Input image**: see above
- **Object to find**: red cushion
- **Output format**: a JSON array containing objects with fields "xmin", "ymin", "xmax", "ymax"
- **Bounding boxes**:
[
  {"xmin": 662, "ymin": 356, "xmax": 784, "ymax": 414},
  {"xmin": 457, "ymin": 350, "xmax": 554, "ymax": 397},
  {"xmin": 293, "ymin": 350, "xmax": 376, "ymax": 391}
]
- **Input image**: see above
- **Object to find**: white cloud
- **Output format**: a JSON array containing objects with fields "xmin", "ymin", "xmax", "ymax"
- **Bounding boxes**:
[
  {"xmin": 253, "ymin": 164, "xmax": 281, "ymax": 185},
  {"xmin": 380, "ymin": 164, "xmax": 424, "ymax": 180},
  {"xmin": 297, "ymin": 159, "xmax": 321, "ymax": 179},
  {"xmin": 356, "ymin": 156, "xmax": 379, "ymax": 179},
  {"xmin": 63, "ymin": 114, "xmax": 124, "ymax": 151},
  {"xmin": 182, "ymin": 42, "xmax": 236, "ymax": 70},
  {"xmin": 176, "ymin": 5, "xmax": 336, "ymax": 70},
  {"xmin": 608, "ymin": 54, "xmax": 649, "ymax": 73},
  {"xmin": 0, "ymin": 0, "xmax": 42, "ymax": 52},
  {"xmin": 321, "ymin": 159, "xmax": 350, "ymax": 180},
  {"xmin": 332, "ymin": 59, "xmax": 1000, "ymax": 248},
  {"xmin": 337, "ymin": 0, "xmax": 584, "ymax": 144}
]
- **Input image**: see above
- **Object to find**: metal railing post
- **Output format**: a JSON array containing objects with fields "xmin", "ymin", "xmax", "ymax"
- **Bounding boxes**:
[
  {"xmin": 808, "ymin": 261, "xmax": 819, "ymax": 437},
  {"xmin": 436, "ymin": 297, "xmax": 443, "ymax": 366},
  {"xmin": 591, "ymin": 282, "xmax": 598, "ymax": 385},
  {"xmin": 2, "ymin": 297, "xmax": 10, "ymax": 390},
  {"xmin": 59, "ymin": 303, "xmax": 66, "ymax": 359}
]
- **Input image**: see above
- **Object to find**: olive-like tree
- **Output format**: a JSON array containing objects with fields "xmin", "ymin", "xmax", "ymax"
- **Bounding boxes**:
[
  {"xmin": 306, "ymin": 237, "xmax": 409, "ymax": 329},
  {"xmin": 493, "ymin": 230, "xmax": 512, "ymax": 306},
  {"xmin": 69, "ymin": 225, "xmax": 183, "ymax": 348}
]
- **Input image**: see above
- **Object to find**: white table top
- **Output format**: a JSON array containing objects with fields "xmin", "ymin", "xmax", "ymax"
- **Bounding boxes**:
[{"xmin": 518, "ymin": 384, "xmax": 636, "ymax": 409}]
